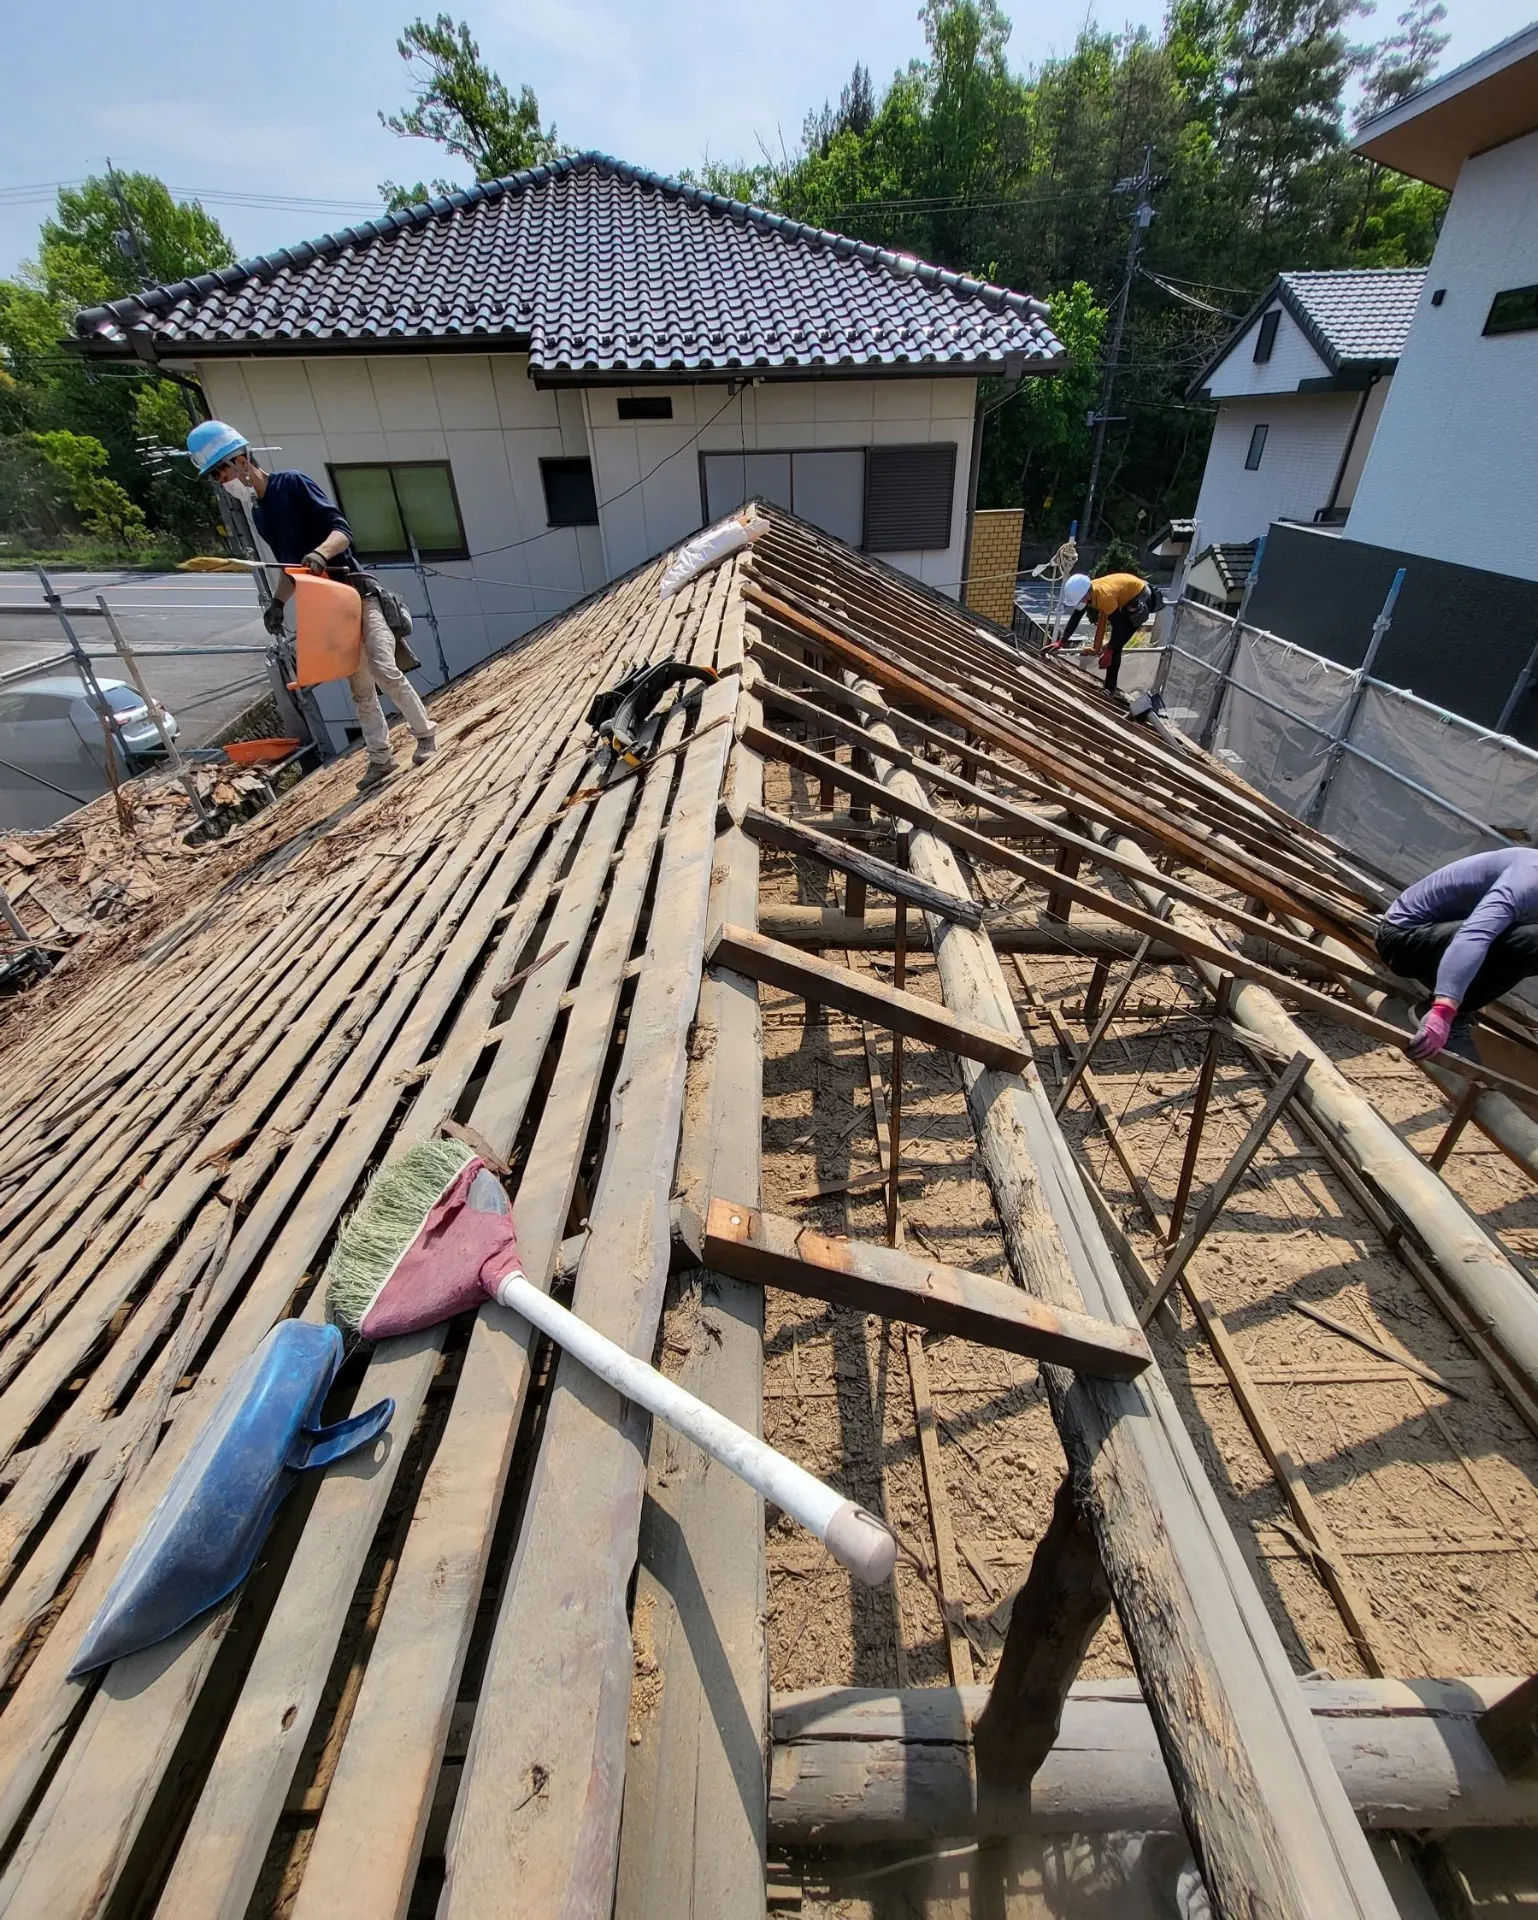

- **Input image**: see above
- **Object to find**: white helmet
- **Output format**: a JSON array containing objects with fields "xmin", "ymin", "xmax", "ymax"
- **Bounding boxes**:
[{"xmin": 1063, "ymin": 572, "xmax": 1091, "ymax": 609}]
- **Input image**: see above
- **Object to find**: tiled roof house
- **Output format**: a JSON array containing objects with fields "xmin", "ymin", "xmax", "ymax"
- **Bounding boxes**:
[
  {"xmin": 72, "ymin": 155, "xmax": 1064, "ymax": 747},
  {"xmin": 1184, "ymin": 267, "xmax": 1425, "ymax": 555}
]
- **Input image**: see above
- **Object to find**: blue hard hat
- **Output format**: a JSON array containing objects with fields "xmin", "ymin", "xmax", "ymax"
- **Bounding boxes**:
[{"xmin": 186, "ymin": 419, "xmax": 250, "ymax": 476}]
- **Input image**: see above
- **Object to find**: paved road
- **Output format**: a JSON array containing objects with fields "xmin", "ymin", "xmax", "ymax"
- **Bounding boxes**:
[{"xmin": 0, "ymin": 570, "xmax": 273, "ymax": 829}]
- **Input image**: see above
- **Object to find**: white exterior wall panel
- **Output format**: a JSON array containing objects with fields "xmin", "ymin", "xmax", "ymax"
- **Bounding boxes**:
[
  {"xmin": 1205, "ymin": 304, "xmax": 1333, "ymax": 397},
  {"xmin": 198, "ymin": 355, "xmax": 980, "ymax": 749},
  {"xmin": 584, "ymin": 377, "xmax": 976, "ymax": 593},
  {"xmin": 1347, "ymin": 129, "xmax": 1538, "ymax": 579},
  {"xmin": 1191, "ymin": 394, "xmax": 1360, "ymax": 547}
]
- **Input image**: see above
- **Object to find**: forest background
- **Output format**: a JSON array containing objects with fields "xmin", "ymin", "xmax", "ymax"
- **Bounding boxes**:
[{"xmin": 0, "ymin": 0, "xmax": 1450, "ymax": 565}]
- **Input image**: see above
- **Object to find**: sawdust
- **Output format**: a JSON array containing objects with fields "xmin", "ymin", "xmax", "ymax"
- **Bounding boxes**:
[
  {"xmin": 757, "ymin": 754, "xmax": 1538, "ymax": 1711},
  {"xmin": 628, "ymin": 1588, "xmax": 664, "ymax": 1747}
]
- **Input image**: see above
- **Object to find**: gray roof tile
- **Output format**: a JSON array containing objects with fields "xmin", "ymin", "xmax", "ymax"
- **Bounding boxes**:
[
  {"xmin": 73, "ymin": 154, "xmax": 1064, "ymax": 377},
  {"xmin": 1278, "ymin": 268, "xmax": 1425, "ymax": 366}
]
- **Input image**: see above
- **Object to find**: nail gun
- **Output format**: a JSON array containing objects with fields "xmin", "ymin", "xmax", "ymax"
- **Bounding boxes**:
[{"xmin": 586, "ymin": 660, "xmax": 718, "ymax": 767}]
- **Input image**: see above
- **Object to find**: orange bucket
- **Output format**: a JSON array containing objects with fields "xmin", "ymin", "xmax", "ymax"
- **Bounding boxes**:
[
  {"xmin": 224, "ymin": 736, "xmax": 301, "ymax": 766},
  {"xmin": 286, "ymin": 570, "xmax": 362, "ymax": 686}
]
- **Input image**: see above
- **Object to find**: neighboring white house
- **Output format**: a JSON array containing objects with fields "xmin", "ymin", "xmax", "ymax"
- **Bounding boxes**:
[
  {"xmin": 1186, "ymin": 268, "xmax": 1422, "ymax": 551},
  {"xmin": 69, "ymin": 154, "xmax": 1063, "ymax": 745},
  {"xmin": 1346, "ymin": 23, "xmax": 1538, "ymax": 580}
]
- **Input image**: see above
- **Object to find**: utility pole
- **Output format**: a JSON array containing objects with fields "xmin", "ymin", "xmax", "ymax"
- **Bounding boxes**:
[
  {"xmin": 105, "ymin": 159, "xmax": 152, "ymax": 289},
  {"xmin": 1080, "ymin": 144, "xmax": 1161, "ymax": 548}
]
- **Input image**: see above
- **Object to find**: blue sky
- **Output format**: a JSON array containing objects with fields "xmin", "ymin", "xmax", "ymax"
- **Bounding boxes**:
[{"xmin": 2, "ymin": 0, "xmax": 1532, "ymax": 280}]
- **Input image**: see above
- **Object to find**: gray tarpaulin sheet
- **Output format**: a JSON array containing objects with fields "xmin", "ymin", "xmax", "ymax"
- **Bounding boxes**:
[
  {"xmin": 1158, "ymin": 604, "xmax": 1233, "ymax": 736},
  {"xmin": 1212, "ymin": 631, "xmax": 1354, "ymax": 819},
  {"xmin": 1160, "ymin": 601, "xmax": 1538, "ymax": 897}
]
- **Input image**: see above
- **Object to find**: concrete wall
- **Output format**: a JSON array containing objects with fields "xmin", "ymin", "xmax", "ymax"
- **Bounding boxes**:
[
  {"xmin": 1243, "ymin": 520, "xmax": 1538, "ymax": 742},
  {"xmin": 1347, "ymin": 128, "xmax": 1538, "ymax": 580},
  {"xmin": 583, "ymin": 376, "xmax": 976, "ymax": 592},
  {"xmin": 1190, "ymin": 393, "xmax": 1361, "ymax": 547},
  {"xmin": 1205, "ymin": 301, "xmax": 1332, "ymax": 398}
]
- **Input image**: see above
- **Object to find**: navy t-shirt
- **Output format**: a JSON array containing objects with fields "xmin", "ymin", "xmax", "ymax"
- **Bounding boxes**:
[{"xmin": 251, "ymin": 470, "xmax": 359, "ymax": 574}]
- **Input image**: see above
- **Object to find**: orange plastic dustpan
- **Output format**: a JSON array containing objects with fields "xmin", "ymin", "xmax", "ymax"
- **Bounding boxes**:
[{"xmin": 286, "ymin": 570, "xmax": 362, "ymax": 687}]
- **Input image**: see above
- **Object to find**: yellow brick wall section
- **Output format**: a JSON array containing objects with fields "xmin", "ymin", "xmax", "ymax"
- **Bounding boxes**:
[{"xmin": 964, "ymin": 509, "xmax": 1025, "ymax": 628}]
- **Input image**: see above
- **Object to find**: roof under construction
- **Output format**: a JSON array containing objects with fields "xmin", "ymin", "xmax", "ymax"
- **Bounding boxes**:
[{"xmin": 2, "ymin": 507, "xmax": 1538, "ymax": 1917}]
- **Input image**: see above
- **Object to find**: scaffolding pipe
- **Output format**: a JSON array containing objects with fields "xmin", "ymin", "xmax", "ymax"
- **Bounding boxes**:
[{"xmin": 1093, "ymin": 823, "xmax": 1538, "ymax": 1398}]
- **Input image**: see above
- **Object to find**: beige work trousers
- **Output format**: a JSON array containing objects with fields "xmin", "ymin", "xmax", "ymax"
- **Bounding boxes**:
[{"xmin": 349, "ymin": 596, "xmax": 433, "ymax": 764}]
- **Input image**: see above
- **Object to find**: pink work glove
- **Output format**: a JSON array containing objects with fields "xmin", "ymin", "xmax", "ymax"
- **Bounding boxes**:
[{"xmin": 1406, "ymin": 998, "xmax": 1457, "ymax": 1060}]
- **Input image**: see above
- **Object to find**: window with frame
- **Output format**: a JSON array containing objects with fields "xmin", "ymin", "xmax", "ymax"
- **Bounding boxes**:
[
  {"xmin": 327, "ymin": 462, "xmax": 468, "ymax": 562},
  {"xmin": 1253, "ymin": 309, "xmax": 1281, "ymax": 363},
  {"xmin": 1244, "ymin": 424, "xmax": 1269, "ymax": 470},
  {"xmin": 540, "ymin": 457, "xmax": 600, "ymax": 527},
  {"xmin": 1484, "ymin": 285, "xmax": 1538, "ymax": 337}
]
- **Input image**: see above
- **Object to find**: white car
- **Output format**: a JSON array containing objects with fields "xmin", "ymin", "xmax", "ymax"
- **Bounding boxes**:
[{"xmin": 0, "ymin": 675, "xmax": 179, "ymax": 830}]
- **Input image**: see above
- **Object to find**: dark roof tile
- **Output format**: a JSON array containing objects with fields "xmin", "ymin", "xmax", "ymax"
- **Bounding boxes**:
[
  {"xmin": 72, "ymin": 153, "xmax": 1062, "ymax": 377},
  {"xmin": 1278, "ymin": 268, "xmax": 1425, "ymax": 365}
]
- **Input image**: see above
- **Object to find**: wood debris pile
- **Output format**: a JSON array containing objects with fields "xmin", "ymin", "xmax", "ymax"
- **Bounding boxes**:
[{"xmin": 1, "ymin": 765, "xmax": 272, "ymax": 951}]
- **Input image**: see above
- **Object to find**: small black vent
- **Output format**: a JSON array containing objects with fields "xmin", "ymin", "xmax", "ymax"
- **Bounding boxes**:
[
  {"xmin": 864, "ymin": 444, "xmax": 957, "ymax": 552},
  {"xmin": 617, "ymin": 395, "xmax": 674, "ymax": 420}
]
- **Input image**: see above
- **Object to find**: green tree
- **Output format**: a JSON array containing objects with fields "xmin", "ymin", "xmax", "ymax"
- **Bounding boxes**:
[
  {"xmin": 0, "ymin": 173, "xmax": 235, "ymax": 554},
  {"xmin": 753, "ymin": 0, "xmax": 1447, "ymax": 543},
  {"xmin": 379, "ymin": 14, "xmax": 560, "ymax": 208},
  {"xmin": 38, "ymin": 173, "xmax": 236, "ymax": 307},
  {"xmin": 978, "ymin": 282, "xmax": 1107, "ymax": 525},
  {"xmin": 30, "ymin": 430, "xmax": 148, "ymax": 544}
]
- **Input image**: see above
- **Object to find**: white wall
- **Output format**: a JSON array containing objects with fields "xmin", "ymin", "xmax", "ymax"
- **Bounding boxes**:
[
  {"xmin": 1205, "ymin": 303, "xmax": 1331, "ymax": 398},
  {"xmin": 196, "ymin": 353, "xmax": 608, "ymax": 700},
  {"xmin": 584, "ymin": 377, "xmax": 977, "ymax": 594},
  {"xmin": 1191, "ymin": 393, "xmax": 1360, "ymax": 547},
  {"xmin": 1347, "ymin": 128, "xmax": 1538, "ymax": 579},
  {"xmin": 1334, "ymin": 373, "xmax": 1393, "ymax": 511}
]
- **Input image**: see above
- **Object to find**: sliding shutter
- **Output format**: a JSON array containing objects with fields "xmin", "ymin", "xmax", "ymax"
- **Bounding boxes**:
[{"xmin": 864, "ymin": 444, "xmax": 958, "ymax": 552}]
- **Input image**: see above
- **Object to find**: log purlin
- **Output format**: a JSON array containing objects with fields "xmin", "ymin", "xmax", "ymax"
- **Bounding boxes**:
[
  {"xmin": 768, "ymin": 1678, "xmax": 1538, "ymax": 1841},
  {"xmin": 839, "ymin": 665, "xmax": 1401, "ymax": 1920}
]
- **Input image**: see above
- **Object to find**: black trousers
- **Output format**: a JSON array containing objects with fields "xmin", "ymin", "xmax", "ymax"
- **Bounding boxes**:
[
  {"xmin": 1103, "ymin": 594, "xmax": 1151, "ymax": 693},
  {"xmin": 1375, "ymin": 917, "xmax": 1538, "ymax": 1015}
]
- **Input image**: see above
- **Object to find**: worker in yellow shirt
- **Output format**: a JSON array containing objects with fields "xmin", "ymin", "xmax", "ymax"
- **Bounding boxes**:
[{"xmin": 1052, "ymin": 570, "xmax": 1154, "ymax": 693}]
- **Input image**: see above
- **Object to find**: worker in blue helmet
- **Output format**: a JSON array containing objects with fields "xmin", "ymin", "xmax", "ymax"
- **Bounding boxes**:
[{"xmin": 188, "ymin": 421, "xmax": 435, "ymax": 789}]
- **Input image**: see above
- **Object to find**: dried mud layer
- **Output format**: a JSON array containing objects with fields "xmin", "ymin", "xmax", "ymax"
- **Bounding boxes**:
[{"xmin": 753, "ymin": 763, "xmax": 1538, "ymax": 1917}]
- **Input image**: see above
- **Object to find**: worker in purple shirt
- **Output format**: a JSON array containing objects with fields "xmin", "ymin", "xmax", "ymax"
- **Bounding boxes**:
[
  {"xmin": 187, "ymin": 420, "xmax": 435, "ymax": 791},
  {"xmin": 1376, "ymin": 848, "xmax": 1538, "ymax": 1059}
]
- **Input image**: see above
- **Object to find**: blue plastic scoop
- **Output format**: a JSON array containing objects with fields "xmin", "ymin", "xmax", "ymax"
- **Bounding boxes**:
[{"xmin": 70, "ymin": 1321, "xmax": 394, "ymax": 1676}]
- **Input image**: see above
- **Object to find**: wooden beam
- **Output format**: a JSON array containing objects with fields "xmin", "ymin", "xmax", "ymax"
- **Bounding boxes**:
[
  {"xmin": 701, "ymin": 1199, "xmax": 1151, "ymax": 1379},
  {"xmin": 742, "ymin": 582, "xmax": 1372, "ymax": 945},
  {"xmin": 1479, "ymin": 1674, "xmax": 1538, "ymax": 1778},
  {"xmin": 1138, "ymin": 1052, "xmax": 1311, "ymax": 1327},
  {"xmin": 705, "ymin": 925, "xmax": 1032, "ymax": 1075},
  {"xmin": 733, "ymin": 805, "xmax": 982, "ymax": 927},
  {"xmin": 743, "ymin": 721, "xmax": 1538, "ymax": 1106},
  {"xmin": 748, "ymin": 653, "xmax": 1394, "ymax": 996},
  {"xmin": 769, "ymin": 1678, "xmax": 1538, "ymax": 1842},
  {"xmin": 755, "ymin": 904, "xmax": 1184, "ymax": 962},
  {"xmin": 1099, "ymin": 826, "xmax": 1538, "ymax": 1402},
  {"xmin": 972, "ymin": 1476, "xmax": 1112, "ymax": 1789},
  {"xmin": 615, "ymin": 669, "xmax": 769, "ymax": 1919},
  {"xmin": 1052, "ymin": 937, "xmax": 1154, "ymax": 1117},
  {"xmin": 852, "ymin": 676, "xmax": 1400, "ymax": 1920}
]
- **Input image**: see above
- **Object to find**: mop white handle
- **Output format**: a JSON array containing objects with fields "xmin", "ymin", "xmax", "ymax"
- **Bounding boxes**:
[{"xmin": 493, "ymin": 1269, "xmax": 896, "ymax": 1586}]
